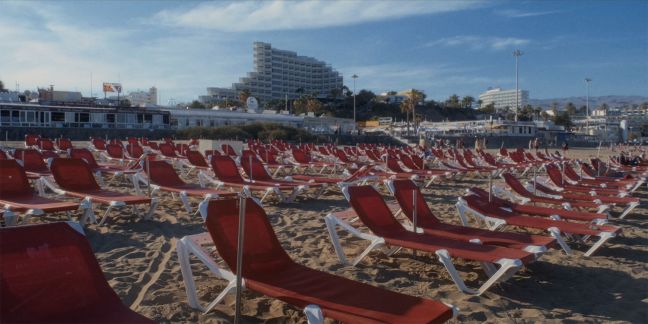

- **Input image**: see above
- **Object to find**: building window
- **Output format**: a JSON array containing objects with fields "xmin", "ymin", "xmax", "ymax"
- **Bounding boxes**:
[{"xmin": 51, "ymin": 112, "xmax": 65, "ymax": 122}]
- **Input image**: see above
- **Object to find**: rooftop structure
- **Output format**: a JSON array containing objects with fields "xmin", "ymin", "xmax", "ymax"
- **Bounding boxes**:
[{"xmin": 201, "ymin": 42, "xmax": 343, "ymax": 105}]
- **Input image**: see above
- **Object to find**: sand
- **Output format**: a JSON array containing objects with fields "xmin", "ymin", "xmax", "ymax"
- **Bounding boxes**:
[{"xmin": 28, "ymin": 148, "xmax": 648, "ymax": 323}]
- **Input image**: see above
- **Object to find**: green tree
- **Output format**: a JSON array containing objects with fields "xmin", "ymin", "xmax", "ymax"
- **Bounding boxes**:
[
  {"xmin": 189, "ymin": 100, "xmax": 206, "ymax": 109},
  {"xmin": 478, "ymin": 102, "xmax": 496, "ymax": 114},
  {"xmin": 540, "ymin": 110, "xmax": 550, "ymax": 121},
  {"xmin": 553, "ymin": 111, "xmax": 573, "ymax": 128},
  {"xmin": 386, "ymin": 90, "xmax": 397, "ymax": 95},
  {"xmin": 264, "ymin": 99, "xmax": 285, "ymax": 111},
  {"xmin": 403, "ymin": 89, "xmax": 425, "ymax": 133},
  {"xmin": 0, "ymin": 80, "xmax": 5, "ymax": 92},
  {"xmin": 341, "ymin": 85, "xmax": 352, "ymax": 97},
  {"xmin": 328, "ymin": 88, "xmax": 342, "ymax": 101},
  {"xmin": 306, "ymin": 98, "xmax": 324, "ymax": 113},
  {"xmin": 477, "ymin": 99, "xmax": 483, "ymax": 109},
  {"xmin": 461, "ymin": 96, "xmax": 475, "ymax": 109},
  {"xmin": 445, "ymin": 94, "xmax": 461, "ymax": 108},
  {"xmin": 565, "ymin": 102, "xmax": 577, "ymax": 115}
]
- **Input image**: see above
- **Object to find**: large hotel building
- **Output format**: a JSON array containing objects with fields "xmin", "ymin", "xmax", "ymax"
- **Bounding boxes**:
[
  {"xmin": 479, "ymin": 88, "xmax": 529, "ymax": 112},
  {"xmin": 201, "ymin": 42, "xmax": 343, "ymax": 105}
]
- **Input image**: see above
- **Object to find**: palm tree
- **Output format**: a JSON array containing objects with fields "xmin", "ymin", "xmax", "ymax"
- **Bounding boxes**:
[
  {"xmin": 461, "ymin": 96, "xmax": 475, "ymax": 109},
  {"xmin": 446, "ymin": 94, "xmax": 460, "ymax": 108},
  {"xmin": 400, "ymin": 99, "xmax": 412, "ymax": 136},
  {"xmin": 0, "ymin": 80, "xmax": 4, "ymax": 92},
  {"xmin": 239, "ymin": 89, "xmax": 252, "ymax": 110},
  {"xmin": 403, "ymin": 89, "xmax": 425, "ymax": 134}
]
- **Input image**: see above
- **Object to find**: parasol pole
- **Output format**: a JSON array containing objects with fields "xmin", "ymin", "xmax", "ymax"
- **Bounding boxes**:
[
  {"xmin": 234, "ymin": 194, "xmax": 247, "ymax": 324},
  {"xmin": 488, "ymin": 171, "xmax": 493, "ymax": 202},
  {"xmin": 248, "ymin": 155, "xmax": 253, "ymax": 181},
  {"xmin": 146, "ymin": 156, "xmax": 151, "ymax": 197}
]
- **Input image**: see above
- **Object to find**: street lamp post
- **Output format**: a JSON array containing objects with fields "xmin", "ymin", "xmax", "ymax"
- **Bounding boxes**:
[
  {"xmin": 352, "ymin": 74, "xmax": 358, "ymax": 127},
  {"xmin": 513, "ymin": 49, "xmax": 524, "ymax": 122},
  {"xmin": 585, "ymin": 78, "xmax": 592, "ymax": 130}
]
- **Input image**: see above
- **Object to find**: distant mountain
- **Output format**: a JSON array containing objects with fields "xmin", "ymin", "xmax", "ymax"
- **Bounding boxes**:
[{"xmin": 529, "ymin": 95, "xmax": 648, "ymax": 110}]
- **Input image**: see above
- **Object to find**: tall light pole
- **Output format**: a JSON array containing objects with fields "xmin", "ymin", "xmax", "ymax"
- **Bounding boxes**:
[
  {"xmin": 352, "ymin": 74, "xmax": 358, "ymax": 127},
  {"xmin": 513, "ymin": 49, "xmax": 523, "ymax": 122},
  {"xmin": 585, "ymin": 77, "xmax": 592, "ymax": 130}
]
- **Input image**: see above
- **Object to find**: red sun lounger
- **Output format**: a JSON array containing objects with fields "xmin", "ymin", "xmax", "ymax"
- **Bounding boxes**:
[
  {"xmin": 139, "ymin": 160, "xmax": 236, "ymax": 213},
  {"xmin": 240, "ymin": 155, "xmax": 327, "ymax": 197},
  {"xmin": 469, "ymin": 187, "xmax": 608, "ymax": 223},
  {"xmin": 200, "ymin": 155, "xmax": 302, "ymax": 203},
  {"xmin": 46, "ymin": 158, "xmax": 157, "ymax": 226},
  {"xmin": 177, "ymin": 198, "xmax": 456, "ymax": 323},
  {"xmin": 0, "ymin": 160, "xmax": 86, "ymax": 226},
  {"xmin": 386, "ymin": 179, "xmax": 554, "ymax": 253},
  {"xmin": 70, "ymin": 148, "xmax": 140, "ymax": 187},
  {"xmin": 530, "ymin": 180, "xmax": 640, "ymax": 219},
  {"xmin": 456, "ymin": 193, "xmax": 620, "ymax": 256},
  {"xmin": 500, "ymin": 173, "xmax": 610, "ymax": 213},
  {"xmin": 326, "ymin": 185, "xmax": 537, "ymax": 295},
  {"xmin": 0, "ymin": 222, "xmax": 153, "ymax": 323},
  {"xmin": 545, "ymin": 164, "xmax": 630, "ymax": 197}
]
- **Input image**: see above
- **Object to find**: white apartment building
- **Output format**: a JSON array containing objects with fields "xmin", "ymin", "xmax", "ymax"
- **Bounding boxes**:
[
  {"xmin": 126, "ymin": 87, "xmax": 158, "ymax": 107},
  {"xmin": 201, "ymin": 42, "xmax": 343, "ymax": 104},
  {"xmin": 479, "ymin": 88, "xmax": 529, "ymax": 112}
]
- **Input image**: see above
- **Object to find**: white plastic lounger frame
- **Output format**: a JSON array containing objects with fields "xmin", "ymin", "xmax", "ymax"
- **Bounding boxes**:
[
  {"xmin": 42, "ymin": 178, "xmax": 157, "ymax": 226},
  {"xmin": 323, "ymin": 187, "xmax": 526, "ymax": 296},
  {"xmin": 197, "ymin": 170, "xmax": 308, "ymax": 203},
  {"xmin": 383, "ymin": 180, "xmax": 546, "ymax": 255},
  {"xmin": 1, "ymin": 201, "xmax": 90, "ymax": 227},
  {"xmin": 176, "ymin": 205, "xmax": 327, "ymax": 323},
  {"xmin": 455, "ymin": 197, "xmax": 615, "ymax": 257}
]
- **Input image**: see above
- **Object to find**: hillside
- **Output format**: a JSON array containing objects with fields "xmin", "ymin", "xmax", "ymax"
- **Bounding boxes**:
[{"xmin": 529, "ymin": 95, "xmax": 648, "ymax": 110}]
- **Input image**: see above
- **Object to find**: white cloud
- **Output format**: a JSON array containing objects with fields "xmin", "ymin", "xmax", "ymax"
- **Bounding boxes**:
[
  {"xmin": 495, "ymin": 9, "xmax": 562, "ymax": 18},
  {"xmin": 425, "ymin": 35, "xmax": 530, "ymax": 51},
  {"xmin": 0, "ymin": 2, "xmax": 247, "ymax": 103},
  {"xmin": 340, "ymin": 63, "xmax": 512, "ymax": 100},
  {"xmin": 153, "ymin": 0, "xmax": 485, "ymax": 31}
]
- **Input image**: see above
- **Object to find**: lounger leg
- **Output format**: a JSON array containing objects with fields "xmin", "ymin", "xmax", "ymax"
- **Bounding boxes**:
[
  {"xmin": 547, "ymin": 227, "xmax": 572, "ymax": 255},
  {"xmin": 584, "ymin": 232, "xmax": 615, "ymax": 257},
  {"xmin": 324, "ymin": 215, "xmax": 349, "ymax": 264},
  {"xmin": 98, "ymin": 205, "xmax": 114, "ymax": 226},
  {"xmin": 352, "ymin": 238, "xmax": 385, "ymax": 266},
  {"xmin": 303, "ymin": 305, "xmax": 324, "ymax": 324},
  {"xmin": 94, "ymin": 171, "xmax": 106, "ymax": 187},
  {"xmin": 2, "ymin": 209, "xmax": 17, "ymax": 226},
  {"xmin": 436, "ymin": 250, "xmax": 523, "ymax": 295},
  {"xmin": 180, "ymin": 191, "xmax": 193, "ymax": 213},
  {"xmin": 144, "ymin": 198, "xmax": 158, "ymax": 220},
  {"xmin": 324, "ymin": 214, "xmax": 384, "ymax": 266},
  {"xmin": 203, "ymin": 279, "xmax": 238, "ymax": 314},
  {"xmin": 176, "ymin": 239, "xmax": 202, "ymax": 310},
  {"xmin": 79, "ymin": 198, "xmax": 96, "ymax": 225},
  {"xmin": 618, "ymin": 201, "xmax": 639, "ymax": 219}
]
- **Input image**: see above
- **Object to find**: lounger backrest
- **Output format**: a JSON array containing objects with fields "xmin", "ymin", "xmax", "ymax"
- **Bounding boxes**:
[
  {"xmin": 0, "ymin": 159, "xmax": 32, "ymax": 197},
  {"xmin": 210, "ymin": 156, "xmax": 245, "ymax": 183},
  {"xmin": 186, "ymin": 150, "xmax": 209, "ymax": 167},
  {"xmin": 145, "ymin": 160, "xmax": 186, "ymax": 187},
  {"xmin": 148, "ymin": 142, "xmax": 159, "ymax": 150},
  {"xmin": 70, "ymin": 148, "xmax": 101, "ymax": 169},
  {"xmin": 50, "ymin": 158, "xmax": 101, "ymax": 191},
  {"xmin": 240, "ymin": 155, "xmax": 273, "ymax": 181},
  {"xmin": 204, "ymin": 198, "xmax": 294, "ymax": 277},
  {"xmin": 91, "ymin": 138, "xmax": 106, "ymax": 150},
  {"xmin": 399, "ymin": 155, "xmax": 419, "ymax": 170},
  {"xmin": 221, "ymin": 144, "xmax": 237, "ymax": 156},
  {"xmin": 291, "ymin": 149, "xmax": 311, "ymax": 163},
  {"xmin": 13, "ymin": 149, "xmax": 49, "ymax": 173},
  {"xmin": 0, "ymin": 150, "xmax": 7, "ymax": 160},
  {"xmin": 545, "ymin": 164, "xmax": 564, "ymax": 185},
  {"xmin": 563, "ymin": 164, "xmax": 581, "ymax": 181},
  {"xmin": 386, "ymin": 158, "xmax": 406, "ymax": 173},
  {"xmin": 462, "ymin": 194, "xmax": 512, "ymax": 218},
  {"xmin": 348, "ymin": 186, "xmax": 406, "ymax": 237},
  {"xmin": 468, "ymin": 187, "xmax": 512, "ymax": 208},
  {"xmin": 38, "ymin": 138, "xmax": 55, "ymax": 151},
  {"xmin": 126, "ymin": 144, "xmax": 144, "ymax": 158},
  {"xmin": 106, "ymin": 144, "xmax": 125, "ymax": 159},
  {"xmin": 391, "ymin": 180, "xmax": 440, "ymax": 227},
  {"xmin": 502, "ymin": 173, "xmax": 532, "ymax": 197},
  {"xmin": 25, "ymin": 134, "xmax": 40, "ymax": 147},
  {"xmin": 0, "ymin": 222, "xmax": 128, "ymax": 322},
  {"xmin": 56, "ymin": 138, "xmax": 73, "ymax": 151},
  {"xmin": 159, "ymin": 143, "xmax": 177, "ymax": 157}
]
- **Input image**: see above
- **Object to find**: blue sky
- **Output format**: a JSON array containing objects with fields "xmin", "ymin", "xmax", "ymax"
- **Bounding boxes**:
[{"xmin": 0, "ymin": 0, "xmax": 646, "ymax": 105}]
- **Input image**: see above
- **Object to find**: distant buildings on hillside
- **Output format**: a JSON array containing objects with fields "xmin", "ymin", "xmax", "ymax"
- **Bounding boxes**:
[
  {"xmin": 478, "ymin": 87, "xmax": 529, "ymax": 112},
  {"xmin": 200, "ymin": 42, "xmax": 343, "ymax": 105}
]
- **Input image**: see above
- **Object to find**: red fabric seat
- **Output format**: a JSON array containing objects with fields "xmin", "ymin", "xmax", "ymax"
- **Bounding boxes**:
[
  {"xmin": 146, "ymin": 160, "xmax": 235, "ymax": 198},
  {"xmin": 0, "ymin": 160, "xmax": 79, "ymax": 214},
  {"xmin": 391, "ymin": 180, "xmax": 555, "ymax": 250},
  {"xmin": 348, "ymin": 186, "xmax": 536, "ymax": 264},
  {"xmin": 462, "ymin": 195, "xmax": 620, "ymax": 236},
  {"xmin": 50, "ymin": 158, "xmax": 152, "ymax": 206},
  {"xmin": 240, "ymin": 155, "xmax": 323, "ymax": 188},
  {"xmin": 205, "ymin": 199, "xmax": 454, "ymax": 323},
  {"xmin": 0, "ymin": 222, "xmax": 153, "ymax": 323},
  {"xmin": 70, "ymin": 148, "xmax": 138, "ymax": 174},
  {"xmin": 502, "ymin": 173, "xmax": 601, "ymax": 209}
]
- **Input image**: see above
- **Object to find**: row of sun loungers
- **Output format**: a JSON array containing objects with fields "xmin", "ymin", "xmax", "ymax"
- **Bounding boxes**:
[{"xmin": 1, "ymin": 137, "xmax": 645, "ymax": 322}]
